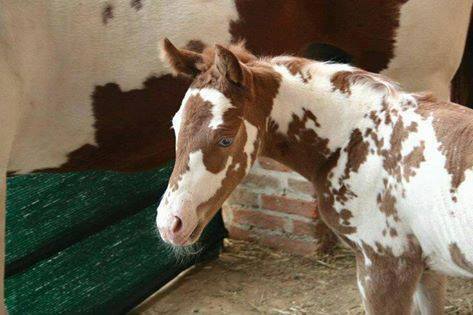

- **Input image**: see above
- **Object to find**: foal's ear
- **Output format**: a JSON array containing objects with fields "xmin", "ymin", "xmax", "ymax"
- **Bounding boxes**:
[
  {"xmin": 215, "ymin": 45, "xmax": 244, "ymax": 85},
  {"xmin": 160, "ymin": 38, "xmax": 203, "ymax": 77}
]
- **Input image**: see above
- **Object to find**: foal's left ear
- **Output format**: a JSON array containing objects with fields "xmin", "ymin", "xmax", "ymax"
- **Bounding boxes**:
[
  {"xmin": 160, "ymin": 38, "xmax": 204, "ymax": 77},
  {"xmin": 215, "ymin": 45, "xmax": 244, "ymax": 85}
]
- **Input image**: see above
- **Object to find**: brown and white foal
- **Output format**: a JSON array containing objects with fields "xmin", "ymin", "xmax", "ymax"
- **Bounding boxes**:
[{"xmin": 157, "ymin": 39, "xmax": 473, "ymax": 314}]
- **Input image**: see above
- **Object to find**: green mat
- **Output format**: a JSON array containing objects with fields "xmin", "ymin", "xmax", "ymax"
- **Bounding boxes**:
[{"xmin": 5, "ymin": 163, "xmax": 227, "ymax": 314}]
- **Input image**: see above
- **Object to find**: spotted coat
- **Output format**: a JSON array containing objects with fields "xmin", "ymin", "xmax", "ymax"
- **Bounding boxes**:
[{"xmin": 158, "ymin": 41, "xmax": 473, "ymax": 314}]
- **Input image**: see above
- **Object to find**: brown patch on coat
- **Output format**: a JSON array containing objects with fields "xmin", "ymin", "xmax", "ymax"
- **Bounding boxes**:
[
  {"xmin": 273, "ymin": 58, "xmax": 312, "ymax": 76},
  {"xmin": 273, "ymin": 57, "xmax": 314, "ymax": 83},
  {"xmin": 37, "ymin": 43, "xmax": 260, "ymax": 174},
  {"xmin": 130, "ymin": 0, "xmax": 143, "ymax": 11},
  {"xmin": 331, "ymin": 70, "xmax": 399, "ymax": 96},
  {"xmin": 102, "ymin": 4, "xmax": 113, "ymax": 25},
  {"xmin": 377, "ymin": 187, "xmax": 399, "ymax": 221},
  {"xmin": 263, "ymin": 108, "xmax": 330, "ymax": 183},
  {"xmin": 367, "ymin": 99, "xmax": 425, "ymax": 184},
  {"xmin": 331, "ymin": 71, "xmax": 353, "ymax": 95},
  {"xmin": 311, "ymin": 150, "xmax": 357, "ymax": 235},
  {"xmin": 378, "ymin": 116, "xmax": 418, "ymax": 182},
  {"xmin": 39, "ymin": 75, "xmax": 190, "ymax": 173},
  {"xmin": 327, "ymin": 128, "xmax": 370, "ymax": 208},
  {"xmin": 416, "ymin": 99, "xmax": 473, "ymax": 192},
  {"xmin": 403, "ymin": 141, "xmax": 426, "ymax": 181},
  {"xmin": 343, "ymin": 129, "xmax": 369, "ymax": 178},
  {"xmin": 231, "ymin": 0, "xmax": 408, "ymax": 72},
  {"xmin": 167, "ymin": 94, "xmax": 214, "ymax": 190},
  {"xmin": 356, "ymin": 238, "xmax": 424, "ymax": 314},
  {"xmin": 339, "ymin": 209, "xmax": 353, "ymax": 225},
  {"xmin": 449, "ymin": 243, "xmax": 473, "ymax": 274}
]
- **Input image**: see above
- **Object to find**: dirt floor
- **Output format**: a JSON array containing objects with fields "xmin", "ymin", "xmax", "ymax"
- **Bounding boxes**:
[{"xmin": 134, "ymin": 239, "xmax": 473, "ymax": 315}]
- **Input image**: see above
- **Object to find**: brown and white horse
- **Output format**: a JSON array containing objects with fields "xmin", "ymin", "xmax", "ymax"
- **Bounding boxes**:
[
  {"xmin": 157, "ymin": 40, "xmax": 473, "ymax": 314},
  {"xmin": 1, "ymin": 0, "xmax": 471, "ymax": 312}
]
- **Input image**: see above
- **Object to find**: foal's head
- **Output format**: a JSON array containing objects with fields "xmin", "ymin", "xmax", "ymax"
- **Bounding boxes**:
[{"xmin": 156, "ymin": 39, "xmax": 278, "ymax": 246}]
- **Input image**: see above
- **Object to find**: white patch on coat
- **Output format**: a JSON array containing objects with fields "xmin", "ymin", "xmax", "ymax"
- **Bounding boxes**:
[
  {"xmin": 171, "ymin": 89, "xmax": 196, "ymax": 146},
  {"xmin": 394, "ymin": 112, "xmax": 473, "ymax": 278},
  {"xmin": 362, "ymin": 251, "xmax": 373, "ymax": 268},
  {"xmin": 357, "ymin": 278, "xmax": 367, "ymax": 302},
  {"xmin": 198, "ymin": 88, "xmax": 235, "ymax": 130},
  {"xmin": 243, "ymin": 120, "xmax": 258, "ymax": 174},
  {"xmin": 157, "ymin": 149, "xmax": 233, "ymax": 234},
  {"xmin": 270, "ymin": 62, "xmax": 383, "ymax": 153},
  {"xmin": 6, "ymin": 0, "xmax": 238, "ymax": 172}
]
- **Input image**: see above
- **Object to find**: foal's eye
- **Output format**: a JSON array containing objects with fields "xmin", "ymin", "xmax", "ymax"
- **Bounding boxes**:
[{"xmin": 218, "ymin": 137, "xmax": 234, "ymax": 147}]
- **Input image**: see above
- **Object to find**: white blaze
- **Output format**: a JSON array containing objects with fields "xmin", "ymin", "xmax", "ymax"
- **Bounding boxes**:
[
  {"xmin": 157, "ymin": 149, "xmax": 232, "ymax": 231},
  {"xmin": 199, "ymin": 88, "xmax": 235, "ymax": 130},
  {"xmin": 172, "ymin": 88, "xmax": 235, "ymax": 143}
]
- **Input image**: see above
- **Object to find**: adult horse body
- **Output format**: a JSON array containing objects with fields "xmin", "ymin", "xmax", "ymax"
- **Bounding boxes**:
[
  {"xmin": 158, "ymin": 41, "xmax": 473, "ymax": 314},
  {"xmin": 3, "ymin": 1, "xmax": 472, "ymax": 175},
  {"xmin": 0, "ymin": 0, "xmax": 471, "ymax": 312}
]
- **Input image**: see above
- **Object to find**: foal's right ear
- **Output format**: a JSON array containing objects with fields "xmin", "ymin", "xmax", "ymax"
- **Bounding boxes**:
[
  {"xmin": 215, "ymin": 44, "xmax": 244, "ymax": 85},
  {"xmin": 160, "ymin": 38, "xmax": 204, "ymax": 77}
]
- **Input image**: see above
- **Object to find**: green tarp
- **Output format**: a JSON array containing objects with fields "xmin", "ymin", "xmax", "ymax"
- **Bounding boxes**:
[{"xmin": 5, "ymin": 163, "xmax": 226, "ymax": 314}]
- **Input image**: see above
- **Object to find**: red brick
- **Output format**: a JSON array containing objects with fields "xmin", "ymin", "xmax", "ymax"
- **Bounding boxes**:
[
  {"xmin": 226, "ymin": 225, "xmax": 255, "ymax": 242},
  {"xmin": 226, "ymin": 222, "xmax": 338, "ymax": 256},
  {"xmin": 257, "ymin": 157, "xmax": 291, "ymax": 172},
  {"xmin": 231, "ymin": 207, "xmax": 288, "ymax": 232},
  {"xmin": 288, "ymin": 178, "xmax": 315, "ymax": 196},
  {"xmin": 241, "ymin": 173, "xmax": 280, "ymax": 190},
  {"xmin": 226, "ymin": 224, "xmax": 317, "ymax": 256},
  {"xmin": 292, "ymin": 219, "xmax": 318, "ymax": 236},
  {"xmin": 226, "ymin": 187, "xmax": 259, "ymax": 207},
  {"xmin": 261, "ymin": 195, "xmax": 318, "ymax": 218}
]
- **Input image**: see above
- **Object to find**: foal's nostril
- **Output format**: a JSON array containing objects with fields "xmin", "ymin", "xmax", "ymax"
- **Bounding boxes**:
[{"xmin": 171, "ymin": 216, "xmax": 182, "ymax": 233}]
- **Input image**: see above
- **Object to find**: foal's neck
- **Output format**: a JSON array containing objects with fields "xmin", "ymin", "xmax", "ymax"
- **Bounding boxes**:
[{"xmin": 259, "ymin": 58, "xmax": 405, "ymax": 183}]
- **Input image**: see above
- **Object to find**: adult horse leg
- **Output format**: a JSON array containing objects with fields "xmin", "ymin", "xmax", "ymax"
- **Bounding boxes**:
[
  {"xmin": 355, "ymin": 250, "xmax": 424, "ymax": 315},
  {"xmin": 0, "ymin": 53, "xmax": 22, "ymax": 315},
  {"xmin": 0, "ymin": 172, "xmax": 6, "ymax": 315},
  {"xmin": 413, "ymin": 270, "xmax": 447, "ymax": 315}
]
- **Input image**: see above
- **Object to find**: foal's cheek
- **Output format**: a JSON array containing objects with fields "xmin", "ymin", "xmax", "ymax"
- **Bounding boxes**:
[{"xmin": 201, "ymin": 147, "xmax": 231, "ymax": 173}]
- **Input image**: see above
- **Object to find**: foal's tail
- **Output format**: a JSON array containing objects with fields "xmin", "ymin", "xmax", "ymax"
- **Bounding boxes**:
[{"xmin": 451, "ymin": 10, "xmax": 473, "ymax": 108}]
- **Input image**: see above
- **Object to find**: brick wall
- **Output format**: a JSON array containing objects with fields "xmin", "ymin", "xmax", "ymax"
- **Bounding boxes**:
[{"xmin": 223, "ymin": 157, "xmax": 337, "ymax": 256}]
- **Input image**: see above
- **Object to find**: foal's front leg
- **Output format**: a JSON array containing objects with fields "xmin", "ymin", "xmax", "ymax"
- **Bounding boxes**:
[
  {"xmin": 413, "ymin": 270, "xmax": 447, "ymax": 315},
  {"xmin": 356, "ymin": 249, "xmax": 424, "ymax": 315}
]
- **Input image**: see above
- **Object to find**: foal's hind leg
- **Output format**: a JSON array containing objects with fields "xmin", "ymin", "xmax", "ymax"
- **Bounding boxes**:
[
  {"xmin": 356, "ymin": 249, "xmax": 424, "ymax": 315},
  {"xmin": 413, "ymin": 270, "xmax": 447, "ymax": 315}
]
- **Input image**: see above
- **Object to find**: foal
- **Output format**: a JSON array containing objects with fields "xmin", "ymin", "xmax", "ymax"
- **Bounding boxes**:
[{"xmin": 157, "ymin": 39, "xmax": 473, "ymax": 314}]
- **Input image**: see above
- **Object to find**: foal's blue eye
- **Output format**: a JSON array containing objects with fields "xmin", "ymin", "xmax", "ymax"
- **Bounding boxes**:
[{"xmin": 218, "ymin": 137, "xmax": 233, "ymax": 147}]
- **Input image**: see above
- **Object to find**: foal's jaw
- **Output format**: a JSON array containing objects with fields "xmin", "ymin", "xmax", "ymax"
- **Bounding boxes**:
[{"xmin": 156, "ymin": 150, "xmax": 235, "ymax": 246}]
